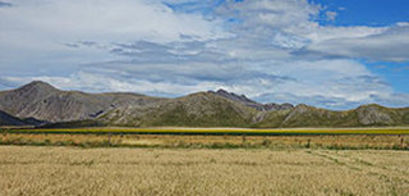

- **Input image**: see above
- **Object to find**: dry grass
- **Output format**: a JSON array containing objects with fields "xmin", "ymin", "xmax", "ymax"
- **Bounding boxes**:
[
  {"xmin": 0, "ymin": 146, "xmax": 408, "ymax": 195},
  {"xmin": 5, "ymin": 126, "xmax": 409, "ymax": 135},
  {"xmin": 1, "ymin": 133, "xmax": 409, "ymax": 150}
]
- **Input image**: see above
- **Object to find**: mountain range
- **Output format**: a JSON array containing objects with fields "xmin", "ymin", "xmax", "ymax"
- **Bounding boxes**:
[{"xmin": 1, "ymin": 81, "xmax": 409, "ymax": 128}]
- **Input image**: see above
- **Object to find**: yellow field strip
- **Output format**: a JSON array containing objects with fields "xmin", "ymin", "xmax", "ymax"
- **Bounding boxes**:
[{"xmin": 4, "ymin": 127, "xmax": 409, "ymax": 135}]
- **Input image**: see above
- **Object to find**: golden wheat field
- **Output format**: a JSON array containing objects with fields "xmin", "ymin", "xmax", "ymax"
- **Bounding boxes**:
[{"xmin": 0, "ymin": 146, "xmax": 408, "ymax": 196}]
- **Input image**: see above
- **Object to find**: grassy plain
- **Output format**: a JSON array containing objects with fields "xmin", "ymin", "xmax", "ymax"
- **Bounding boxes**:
[
  {"xmin": 1, "ymin": 128, "xmax": 408, "ymax": 195},
  {"xmin": 1, "ymin": 132, "xmax": 408, "ymax": 150},
  {"xmin": 0, "ymin": 146, "xmax": 408, "ymax": 196},
  {"xmin": 3, "ymin": 126, "xmax": 409, "ymax": 135}
]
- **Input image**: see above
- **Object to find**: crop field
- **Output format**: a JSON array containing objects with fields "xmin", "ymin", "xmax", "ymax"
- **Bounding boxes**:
[
  {"xmin": 1, "ymin": 129, "xmax": 408, "ymax": 195},
  {"xmin": 1, "ymin": 132, "xmax": 409, "ymax": 150},
  {"xmin": 3, "ymin": 126, "xmax": 409, "ymax": 135},
  {"xmin": 0, "ymin": 146, "xmax": 408, "ymax": 196},
  {"xmin": 1, "ymin": 127, "xmax": 409, "ymax": 150}
]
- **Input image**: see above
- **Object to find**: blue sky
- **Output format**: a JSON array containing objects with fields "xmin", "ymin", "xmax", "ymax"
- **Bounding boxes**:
[
  {"xmin": 313, "ymin": 0, "xmax": 409, "ymax": 96},
  {"xmin": 313, "ymin": 0, "xmax": 409, "ymax": 26},
  {"xmin": 0, "ymin": 0, "xmax": 409, "ymax": 110}
]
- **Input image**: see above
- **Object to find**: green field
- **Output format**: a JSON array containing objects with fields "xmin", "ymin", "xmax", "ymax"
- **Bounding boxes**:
[{"xmin": 3, "ymin": 127, "xmax": 409, "ymax": 135}]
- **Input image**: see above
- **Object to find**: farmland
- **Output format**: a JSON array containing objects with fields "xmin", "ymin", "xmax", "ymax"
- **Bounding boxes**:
[
  {"xmin": 3, "ymin": 126, "xmax": 409, "ymax": 135},
  {"xmin": 1, "ymin": 127, "xmax": 408, "ymax": 149},
  {"xmin": 1, "ymin": 128, "xmax": 408, "ymax": 195},
  {"xmin": 1, "ymin": 146, "xmax": 408, "ymax": 195}
]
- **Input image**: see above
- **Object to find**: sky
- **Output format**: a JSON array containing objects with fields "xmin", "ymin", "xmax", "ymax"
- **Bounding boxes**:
[{"xmin": 0, "ymin": 0, "xmax": 409, "ymax": 110}]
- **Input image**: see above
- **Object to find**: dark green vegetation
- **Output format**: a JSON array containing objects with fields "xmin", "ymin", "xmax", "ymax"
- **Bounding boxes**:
[
  {"xmin": 1, "ymin": 81, "xmax": 409, "ymax": 128},
  {"xmin": 98, "ymin": 92, "xmax": 256, "ymax": 127},
  {"xmin": 0, "ymin": 110, "xmax": 45, "ymax": 127},
  {"xmin": 0, "ymin": 110, "xmax": 27, "ymax": 126},
  {"xmin": 259, "ymin": 104, "xmax": 409, "ymax": 128}
]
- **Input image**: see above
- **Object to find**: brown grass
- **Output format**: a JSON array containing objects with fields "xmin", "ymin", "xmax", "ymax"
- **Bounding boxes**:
[
  {"xmin": 0, "ymin": 146, "xmax": 408, "ymax": 195},
  {"xmin": 1, "ymin": 133, "xmax": 409, "ymax": 150}
]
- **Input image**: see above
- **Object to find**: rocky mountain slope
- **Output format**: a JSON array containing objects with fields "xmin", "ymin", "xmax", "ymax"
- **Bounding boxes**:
[
  {"xmin": 1, "ymin": 81, "xmax": 409, "ymax": 128},
  {"xmin": 209, "ymin": 89, "xmax": 294, "ymax": 111},
  {"xmin": 256, "ymin": 104, "xmax": 409, "ymax": 128},
  {"xmin": 98, "ymin": 92, "xmax": 258, "ymax": 127},
  {"xmin": 0, "ymin": 81, "xmax": 164, "ymax": 123}
]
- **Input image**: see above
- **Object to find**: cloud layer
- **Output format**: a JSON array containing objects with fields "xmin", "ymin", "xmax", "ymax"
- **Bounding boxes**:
[{"xmin": 1, "ymin": 0, "xmax": 409, "ymax": 109}]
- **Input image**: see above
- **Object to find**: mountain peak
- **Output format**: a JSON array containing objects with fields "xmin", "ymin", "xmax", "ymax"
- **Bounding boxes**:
[
  {"xmin": 211, "ymin": 89, "xmax": 295, "ymax": 111},
  {"xmin": 358, "ymin": 103, "xmax": 384, "ymax": 109},
  {"xmin": 18, "ymin": 81, "xmax": 58, "ymax": 92},
  {"xmin": 27, "ymin": 80, "xmax": 53, "ymax": 86},
  {"xmin": 213, "ymin": 89, "xmax": 257, "ymax": 104},
  {"xmin": 216, "ymin": 88, "xmax": 229, "ymax": 94}
]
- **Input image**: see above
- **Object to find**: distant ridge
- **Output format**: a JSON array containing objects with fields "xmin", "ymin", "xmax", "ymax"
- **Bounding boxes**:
[
  {"xmin": 0, "ymin": 81, "xmax": 164, "ymax": 123},
  {"xmin": 209, "ymin": 89, "xmax": 294, "ymax": 111},
  {"xmin": 1, "ymin": 81, "xmax": 409, "ymax": 128}
]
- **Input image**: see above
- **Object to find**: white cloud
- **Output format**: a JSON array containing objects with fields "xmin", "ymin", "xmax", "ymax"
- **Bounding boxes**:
[
  {"xmin": 325, "ymin": 11, "xmax": 337, "ymax": 21},
  {"xmin": 215, "ymin": 0, "xmax": 407, "ymax": 63},
  {"xmin": 218, "ymin": 0, "xmax": 320, "ymax": 28},
  {"xmin": 1, "ymin": 0, "xmax": 409, "ymax": 109},
  {"xmin": 304, "ymin": 25, "xmax": 409, "ymax": 62},
  {"xmin": 1, "ymin": 71, "xmax": 225, "ymax": 97},
  {"xmin": 1, "ymin": 58, "xmax": 394, "ymax": 109},
  {"xmin": 1, "ymin": 0, "xmax": 227, "ymax": 43},
  {"xmin": 0, "ymin": 0, "xmax": 230, "ymax": 71}
]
